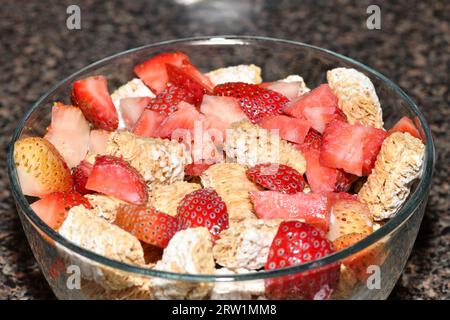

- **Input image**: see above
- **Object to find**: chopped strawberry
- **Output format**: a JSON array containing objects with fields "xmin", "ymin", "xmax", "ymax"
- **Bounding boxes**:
[
  {"xmin": 133, "ymin": 52, "xmax": 188, "ymax": 94},
  {"xmin": 250, "ymin": 191, "xmax": 331, "ymax": 232},
  {"xmin": 119, "ymin": 97, "xmax": 151, "ymax": 130},
  {"xmin": 115, "ymin": 205, "xmax": 179, "ymax": 248},
  {"xmin": 200, "ymin": 95, "xmax": 247, "ymax": 136},
  {"xmin": 181, "ymin": 59, "xmax": 215, "ymax": 94},
  {"xmin": 297, "ymin": 128, "xmax": 323, "ymax": 151},
  {"xmin": 44, "ymin": 103, "xmax": 90, "ymax": 168},
  {"xmin": 176, "ymin": 188, "xmax": 229, "ymax": 239},
  {"xmin": 184, "ymin": 163, "xmax": 213, "ymax": 177},
  {"xmin": 88, "ymin": 129, "xmax": 110, "ymax": 155},
  {"xmin": 147, "ymin": 85, "xmax": 195, "ymax": 115},
  {"xmin": 258, "ymin": 115, "xmax": 311, "ymax": 144},
  {"xmin": 327, "ymin": 192, "xmax": 358, "ymax": 203},
  {"xmin": 283, "ymin": 84, "xmax": 343, "ymax": 133},
  {"xmin": 260, "ymin": 81, "xmax": 303, "ymax": 100},
  {"xmin": 166, "ymin": 64, "xmax": 205, "ymax": 105},
  {"xmin": 157, "ymin": 104, "xmax": 207, "ymax": 139},
  {"xmin": 85, "ymin": 155, "xmax": 148, "ymax": 205},
  {"xmin": 71, "ymin": 161, "xmax": 93, "ymax": 195},
  {"xmin": 214, "ymin": 82, "xmax": 289, "ymax": 123},
  {"xmin": 388, "ymin": 116, "xmax": 421, "ymax": 140},
  {"xmin": 265, "ymin": 221, "xmax": 339, "ymax": 300},
  {"xmin": 320, "ymin": 120, "xmax": 387, "ymax": 176},
  {"xmin": 132, "ymin": 109, "xmax": 166, "ymax": 138},
  {"xmin": 246, "ymin": 163, "xmax": 306, "ymax": 194},
  {"xmin": 30, "ymin": 191, "xmax": 91, "ymax": 230},
  {"xmin": 71, "ymin": 75, "xmax": 118, "ymax": 131}
]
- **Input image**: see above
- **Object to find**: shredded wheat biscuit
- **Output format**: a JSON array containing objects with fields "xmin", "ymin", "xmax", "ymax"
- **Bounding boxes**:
[
  {"xmin": 206, "ymin": 64, "xmax": 262, "ymax": 85},
  {"xmin": 151, "ymin": 181, "xmax": 202, "ymax": 216},
  {"xmin": 211, "ymin": 268, "xmax": 265, "ymax": 300},
  {"xmin": 84, "ymin": 194, "xmax": 126, "ymax": 223}
]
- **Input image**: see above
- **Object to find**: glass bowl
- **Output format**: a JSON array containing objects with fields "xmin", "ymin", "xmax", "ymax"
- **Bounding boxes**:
[{"xmin": 7, "ymin": 36, "xmax": 435, "ymax": 300}]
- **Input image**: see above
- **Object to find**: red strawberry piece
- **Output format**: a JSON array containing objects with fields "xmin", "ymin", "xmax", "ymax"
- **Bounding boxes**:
[
  {"xmin": 214, "ymin": 82, "xmax": 289, "ymax": 124},
  {"xmin": 133, "ymin": 52, "xmax": 188, "ymax": 94},
  {"xmin": 283, "ymin": 84, "xmax": 342, "ymax": 133},
  {"xmin": 176, "ymin": 188, "xmax": 229, "ymax": 239},
  {"xmin": 166, "ymin": 64, "xmax": 205, "ymax": 105},
  {"xmin": 260, "ymin": 81, "xmax": 303, "ymax": 100},
  {"xmin": 265, "ymin": 221, "xmax": 339, "ymax": 300},
  {"xmin": 180, "ymin": 59, "xmax": 215, "ymax": 94},
  {"xmin": 258, "ymin": 115, "xmax": 311, "ymax": 144},
  {"xmin": 327, "ymin": 192, "xmax": 358, "ymax": 203},
  {"xmin": 85, "ymin": 155, "xmax": 148, "ymax": 205},
  {"xmin": 184, "ymin": 163, "xmax": 213, "ymax": 177},
  {"xmin": 133, "ymin": 109, "xmax": 166, "ymax": 138},
  {"xmin": 30, "ymin": 191, "xmax": 91, "ymax": 230},
  {"xmin": 147, "ymin": 85, "xmax": 196, "ymax": 115},
  {"xmin": 119, "ymin": 96, "xmax": 151, "ymax": 130},
  {"xmin": 71, "ymin": 75, "xmax": 118, "ymax": 131},
  {"xmin": 388, "ymin": 116, "xmax": 421, "ymax": 140},
  {"xmin": 115, "ymin": 205, "xmax": 179, "ymax": 248},
  {"xmin": 157, "ymin": 103, "xmax": 208, "ymax": 139},
  {"xmin": 246, "ymin": 163, "xmax": 306, "ymax": 194},
  {"xmin": 44, "ymin": 103, "xmax": 90, "ymax": 168},
  {"xmin": 72, "ymin": 161, "xmax": 93, "ymax": 195},
  {"xmin": 250, "ymin": 191, "xmax": 331, "ymax": 232},
  {"xmin": 297, "ymin": 128, "xmax": 323, "ymax": 152},
  {"xmin": 320, "ymin": 119, "xmax": 387, "ymax": 176},
  {"xmin": 88, "ymin": 129, "xmax": 109, "ymax": 155}
]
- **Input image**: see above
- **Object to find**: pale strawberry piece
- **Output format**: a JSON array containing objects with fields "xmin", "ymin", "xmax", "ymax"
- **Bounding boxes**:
[
  {"xmin": 132, "ymin": 109, "xmax": 166, "ymax": 138},
  {"xmin": 44, "ymin": 103, "xmax": 90, "ymax": 168},
  {"xmin": 260, "ymin": 81, "xmax": 302, "ymax": 100},
  {"xmin": 200, "ymin": 95, "xmax": 247, "ymax": 136},
  {"xmin": 184, "ymin": 163, "xmax": 213, "ymax": 177},
  {"xmin": 246, "ymin": 163, "xmax": 306, "ymax": 194},
  {"xmin": 71, "ymin": 160, "xmax": 93, "ymax": 195},
  {"xmin": 265, "ymin": 221, "xmax": 339, "ymax": 300},
  {"xmin": 115, "ymin": 205, "xmax": 179, "ymax": 248},
  {"xmin": 71, "ymin": 75, "xmax": 118, "ymax": 131},
  {"xmin": 176, "ymin": 188, "xmax": 229, "ymax": 239},
  {"xmin": 88, "ymin": 129, "xmax": 109, "ymax": 155},
  {"xmin": 327, "ymin": 192, "xmax": 358, "ymax": 203},
  {"xmin": 119, "ymin": 96, "xmax": 151, "ymax": 129},
  {"xmin": 158, "ymin": 104, "xmax": 208, "ymax": 139},
  {"xmin": 320, "ymin": 119, "xmax": 387, "ymax": 176},
  {"xmin": 133, "ymin": 52, "xmax": 188, "ymax": 94},
  {"xmin": 30, "ymin": 191, "xmax": 91, "ymax": 230},
  {"xmin": 250, "ymin": 191, "xmax": 331, "ymax": 232},
  {"xmin": 388, "ymin": 116, "xmax": 421, "ymax": 140},
  {"xmin": 258, "ymin": 115, "xmax": 311, "ymax": 144},
  {"xmin": 85, "ymin": 155, "xmax": 148, "ymax": 205},
  {"xmin": 283, "ymin": 84, "xmax": 343, "ymax": 133}
]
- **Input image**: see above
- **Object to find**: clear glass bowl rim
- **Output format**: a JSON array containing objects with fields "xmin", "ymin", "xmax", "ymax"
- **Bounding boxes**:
[{"xmin": 7, "ymin": 35, "xmax": 435, "ymax": 282}]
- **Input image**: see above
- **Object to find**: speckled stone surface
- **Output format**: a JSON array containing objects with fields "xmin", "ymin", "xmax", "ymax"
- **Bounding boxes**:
[{"xmin": 0, "ymin": 0, "xmax": 448, "ymax": 300}]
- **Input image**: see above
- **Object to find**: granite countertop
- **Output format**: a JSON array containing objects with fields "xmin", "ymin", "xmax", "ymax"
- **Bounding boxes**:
[{"xmin": 0, "ymin": 0, "xmax": 448, "ymax": 299}]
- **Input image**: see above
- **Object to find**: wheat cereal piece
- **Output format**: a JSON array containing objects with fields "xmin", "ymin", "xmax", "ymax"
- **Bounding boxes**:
[
  {"xmin": 211, "ymin": 268, "xmax": 265, "ymax": 300},
  {"xmin": 151, "ymin": 227, "xmax": 215, "ymax": 299},
  {"xmin": 206, "ymin": 64, "xmax": 262, "ymax": 85},
  {"xmin": 106, "ymin": 131, "xmax": 192, "ymax": 188},
  {"xmin": 224, "ymin": 119, "xmax": 306, "ymax": 174},
  {"xmin": 327, "ymin": 67, "xmax": 384, "ymax": 128},
  {"xmin": 58, "ymin": 205, "xmax": 146, "ymax": 290},
  {"xmin": 213, "ymin": 219, "xmax": 281, "ymax": 270},
  {"xmin": 331, "ymin": 265, "xmax": 358, "ymax": 300},
  {"xmin": 151, "ymin": 181, "xmax": 202, "ymax": 216},
  {"xmin": 358, "ymin": 132, "xmax": 425, "ymax": 220},
  {"xmin": 280, "ymin": 74, "xmax": 310, "ymax": 95},
  {"xmin": 84, "ymin": 194, "xmax": 126, "ymax": 223},
  {"xmin": 201, "ymin": 163, "xmax": 260, "ymax": 222}
]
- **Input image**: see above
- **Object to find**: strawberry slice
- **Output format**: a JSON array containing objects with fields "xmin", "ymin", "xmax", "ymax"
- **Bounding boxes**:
[
  {"xmin": 115, "ymin": 205, "xmax": 179, "ymax": 248},
  {"xmin": 88, "ymin": 129, "xmax": 109, "ymax": 155},
  {"xmin": 388, "ymin": 116, "xmax": 421, "ymax": 140},
  {"xmin": 214, "ymin": 82, "xmax": 289, "ymax": 123},
  {"xmin": 250, "ymin": 191, "xmax": 331, "ymax": 232},
  {"xmin": 157, "ymin": 103, "xmax": 207, "ymax": 139},
  {"xmin": 265, "ymin": 221, "xmax": 339, "ymax": 300},
  {"xmin": 30, "ymin": 191, "xmax": 91, "ymax": 230},
  {"xmin": 298, "ymin": 128, "xmax": 323, "ymax": 151},
  {"xmin": 260, "ymin": 81, "xmax": 303, "ymax": 100},
  {"xmin": 85, "ymin": 155, "xmax": 148, "ymax": 205},
  {"xmin": 132, "ymin": 109, "xmax": 166, "ymax": 138},
  {"xmin": 184, "ymin": 163, "xmax": 213, "ymax": 177},
  {"xmin": 119, "ymin": 97, "xmax": 151, "ymax": 130},
  {"xmin": 147, "ymin": 85, "xmax": 196, "ymax": 115},
  {"xmin": 44, "ymin": 103, "xmax": 90, "ymax": 168},
  {"xmin": 176, "ymin": 188, "xmax": 229, "ymax": 239},
  {"xmin": 133, "ymin": 52, "xmax": 188, "ymax": 94},
  {"xmin": 320, "ymin": 119, "xmax": 387, "ymax": 176},
  {"xmin": 71, "ymin": 75, "xmax": 118, "ymax": 131},
  {"xmin": 166, "ymin": 64, "xmax": 205, "ymax": 105},
  {"xmin": 71, "ymin": 161, "xmax": 93, "ymax": 195},
  {"xmin": 181, "ymin": 59, "xmax": 214, "ymax": 94},
  {"xmin": 246, "ymin": 163, "xmax": 306, "ymax": 194},
  {"xmin": 283, "ymin": 84, "xmax": 343, "ymax": 133},
  {"xmin": 258, "ymin": 115, "xmax": 311, "ymax": 144}
]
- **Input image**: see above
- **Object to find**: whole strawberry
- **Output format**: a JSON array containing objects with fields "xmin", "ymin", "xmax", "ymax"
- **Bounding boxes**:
[
  {"xmin": 265, "ymin": 221, "xmax": 340, "ymax": 300},
  {"xmin": 176, "ymin": 188, "xmax": 228, "ymax": 239},
  {"xmin": 246, "ymin": 163, "xmax": 306, "ymax": 194}
]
